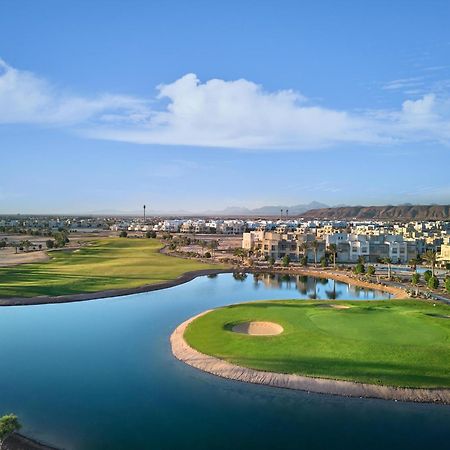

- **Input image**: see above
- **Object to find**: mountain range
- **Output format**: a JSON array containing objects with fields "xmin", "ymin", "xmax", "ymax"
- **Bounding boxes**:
[
  {"xmin": 202, "ymin": 201, "xmax": 329, "ymax": 216},
  {"xmin": 302, "ymin": 204, "xmax": 450, "ymax": 220}
]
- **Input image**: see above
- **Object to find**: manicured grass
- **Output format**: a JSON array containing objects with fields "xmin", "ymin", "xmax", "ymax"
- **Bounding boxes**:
[
  {"xmin": 0, "ymin": 238, "xmax": 222, "ymax": 298},
  {"xmin": 184, "ymin": 300, "xmax": 450, "ymax": 388}
]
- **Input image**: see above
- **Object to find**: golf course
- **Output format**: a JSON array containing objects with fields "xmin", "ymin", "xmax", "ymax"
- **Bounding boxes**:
[
  {"xmin": 0, "ymin": 238, "xmax": 221, "ymax": 298},
  {"xmin": 183, "ymin": 300, "xmax": 450, "ymax": 389}
]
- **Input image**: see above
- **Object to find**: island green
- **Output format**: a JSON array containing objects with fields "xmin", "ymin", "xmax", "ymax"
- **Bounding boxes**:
[{"xmin": 184, "ymin": 300, "xmax": 450, "ymax": 388}]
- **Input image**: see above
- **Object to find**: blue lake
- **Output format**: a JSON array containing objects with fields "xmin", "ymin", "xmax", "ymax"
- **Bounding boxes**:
[{"xmin": 0, "ymin": 273, "xmax": 448, "ymax": 449}]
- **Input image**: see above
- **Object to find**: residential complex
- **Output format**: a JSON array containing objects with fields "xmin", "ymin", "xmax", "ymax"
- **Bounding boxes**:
[{"xmin": 1, "ymin": 214, "xmax": 449, "ymax": 266}]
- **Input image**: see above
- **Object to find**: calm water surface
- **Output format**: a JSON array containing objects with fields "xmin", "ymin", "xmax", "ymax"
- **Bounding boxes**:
[{"xmin": 0, "ymin": 274, "xmax": 448, "ymax": 449}]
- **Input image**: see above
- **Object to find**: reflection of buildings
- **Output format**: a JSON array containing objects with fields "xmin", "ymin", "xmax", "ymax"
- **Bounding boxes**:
[
  {"xmin": 250, "ymin": 273, "xmax": 387, "ymax": 299},
  {"xmin": 252, "ymin": 274, "xmax": 343, "ymax": 299}
]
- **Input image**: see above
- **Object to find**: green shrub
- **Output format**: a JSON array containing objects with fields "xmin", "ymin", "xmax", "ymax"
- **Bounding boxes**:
[
  {"xmin": 367, "ymin": 265, "xmax": 376, "ymax": 276},
  {"xmin": 119, "ymin": 231, "xmax": 128, "ymax": 238},
  {"xmin": 427, "ymin": 276, "xmax": 439, "ymax": 290},
  {"xmin": 204, "ymin": 251, "xmax": 211, "ymax": 258},
  {"xmin": 411, "ymin": 273, "xmax": 421, "ymax": 285},
  {"xmin": 353, "ymin": 263, "xmax": 365, "ymax": 275},
  {"xmin": 423, "ymin": 270, "xmax": 432, "ymax": 282},
  {"xmin": 445, "ymin": 277, "xmax": 450, "ymax": 293},
  {"xmin": 282, "ymin": 255, "xmax": 291, "ymax": 267}
]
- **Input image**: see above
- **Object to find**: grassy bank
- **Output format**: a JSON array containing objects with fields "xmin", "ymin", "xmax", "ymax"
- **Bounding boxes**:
[
  {"xmin": 0, "ymin": 238, "xmax": 221, "ymax": 298},
  {"xmin": 184, "ymin": 300, "xmax": 450, "ymax": 388}
]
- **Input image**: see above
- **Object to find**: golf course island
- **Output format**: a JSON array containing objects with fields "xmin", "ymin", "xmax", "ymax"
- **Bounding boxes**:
[
  {"xmin": 171, "ymin": 299, "xmax": 450, "ymax": 404},
  {"xmin": 0, "ymin": 238, "xmax": 225, "ymax": 304}
]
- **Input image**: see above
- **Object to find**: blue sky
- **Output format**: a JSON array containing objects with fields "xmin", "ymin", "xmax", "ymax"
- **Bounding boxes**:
[{"xmin": 1, "ymin": 0, "xmax": 449, "ymax": 214}]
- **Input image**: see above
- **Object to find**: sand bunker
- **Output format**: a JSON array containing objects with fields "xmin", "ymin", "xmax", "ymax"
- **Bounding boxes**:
[{"xmin": 231, "ymin": 321, "xmax": 283, "ymax": 336}]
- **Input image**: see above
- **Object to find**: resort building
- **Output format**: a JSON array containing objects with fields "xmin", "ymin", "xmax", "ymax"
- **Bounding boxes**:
[
  {"xmin": 438, "ymin": 242, "xmax": 450, "ymax": 267},
  {"xmin": 244, "ymin": 230, "xmax": 417, "ymax": 263}
]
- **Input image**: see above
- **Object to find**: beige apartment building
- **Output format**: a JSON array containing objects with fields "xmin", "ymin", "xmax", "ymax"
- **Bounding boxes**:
[
  {"xmin": 438, "ymin": 242, "xmax": 450, "ymax": 267},
  {"xmin": 243, "ymin": 230, "xmax": 417, "ymax": 263},
  {"xmin": 242, "ymin": 231, "xmax": 325, "ymax": 261}
]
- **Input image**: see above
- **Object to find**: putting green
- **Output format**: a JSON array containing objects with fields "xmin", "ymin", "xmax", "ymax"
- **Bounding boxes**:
[
  {"xmin": 0, "ymin": 238, "xmax": 221, "ymax": 298},
  {"xmin": 184, "ymin": 300, "xmax": 450, "ymax": 388}
]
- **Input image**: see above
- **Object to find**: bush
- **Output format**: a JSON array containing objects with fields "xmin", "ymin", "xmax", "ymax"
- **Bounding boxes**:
[
  {"xmin": 423, "ymin": 270, "xmax": 432, "ymax": 282},
  {"xmin": 320, "ymin": 257, "xmax": 328, "ymax": 268},
  {"xmin": 411, "ymin": 273, "xmax": 421, "ymax": 285},
  {"xmin": 427, "ymin": 276, "xmax": 439, "ymax": 290},
  {"xmin": 353, "ymin": 263, "xmax": 365, "ymax": 275},
  {"xmin": 282, "ymin": 255, "xmax": 290, "ymax": 267},
  {"xmin": 268, "ymin": 256, "xmax": 275, "ymax": 267},
  {"xmin": 46, "ymin": 240, "xmax": 54, "ymax": 249},
  {"xmin": 204, "ymin": 251, "xmax": 212, "ymax": 258},
  {"xmin": 145, "ymin": 231, "xmax": 157, "ymax": 239},
  {"xmin": 119, "ymin": 231, "xmax": 128, "ymax": 238},
  {"xmin": 367, "ymin": 265, "xmax": 376, "ymax": 276},
  {"xmin": 300, "ymin": 256, "xmax": 308, "ymax": 266},
  {"xmin": 446, "ymin": 277, "xmax": 450, "ymax": 293}
]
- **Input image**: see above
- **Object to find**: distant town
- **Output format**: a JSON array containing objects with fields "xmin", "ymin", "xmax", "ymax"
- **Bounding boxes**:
[{"xmin": 1, "ymin": 211, "xmax": 449, "ymax": 269}]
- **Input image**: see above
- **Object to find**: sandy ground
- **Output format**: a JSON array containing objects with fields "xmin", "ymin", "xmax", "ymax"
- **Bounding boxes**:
[
  {"xmin": 171, "ymin": 311, "xmax": 450, "ymax": 404},
  {"xmin": 0, "ymin": 236, "xmax": 89, "ymax": 268},
  {"xmin": 316, "ymin": 304, "xmax": 351, "ymax": 309},
  {"xmin": 0, "ymin": 249, "xmax": 50, "ymax": 267},
  {"xmin": 231, "ymin": 321, "xmax": 284, "ymax": 335}
]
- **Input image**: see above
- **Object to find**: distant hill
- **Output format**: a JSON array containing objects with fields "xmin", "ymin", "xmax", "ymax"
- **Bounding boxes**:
[
  {"xmin": 208, "ymin": 201, "xmax": 329, "ymax": 216},
  {"xmin": 88, "ymin": 201, "xmax": 329, "ymax": 217},
  {"xmin": 302, "ymin": 204, "xmax": 450, "ymax": 220}
]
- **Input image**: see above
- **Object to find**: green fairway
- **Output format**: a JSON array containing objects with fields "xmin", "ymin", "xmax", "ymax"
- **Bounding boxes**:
[
  {"xmin": 184, "ymin": 300, "xmax": 450, "ymax": 388},
  {"xmin": 0, "ymin": 238, "xmax": 221, "ymax": 298}
]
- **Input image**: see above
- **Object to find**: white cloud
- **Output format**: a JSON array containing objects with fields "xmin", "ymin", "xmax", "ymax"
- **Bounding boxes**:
[
  {"xmin": 87, "ymin": 73, "xmax": 384, "ymax": 149},
  {"xmin": 381, "ymin": 76, "xmax": 424, "ymax": 91},
  {"xmin": 1, "ymin": 59, "xmax": 450, "ymax": 150},
  {"xmin": 0, "ymin": 58, "xmax": 150, "ymax": 125}
]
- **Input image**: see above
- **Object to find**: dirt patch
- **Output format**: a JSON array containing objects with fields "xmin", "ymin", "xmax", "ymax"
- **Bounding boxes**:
[
  {"xmin": 425, "ymin": 313, "xmax": 450, "ymax": 319},
  {"xmin": 231, "ymin": 321, "xmax": 283, "ymax": 335},
  {"xmin": 316, "ymin": 304, "xmax": 351, "ymax": 309}
]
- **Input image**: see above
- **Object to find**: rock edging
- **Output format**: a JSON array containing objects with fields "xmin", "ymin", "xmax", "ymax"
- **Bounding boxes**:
[{"xmin": 170, "ymin": 311, "xmax": 450, "ymax": 405}]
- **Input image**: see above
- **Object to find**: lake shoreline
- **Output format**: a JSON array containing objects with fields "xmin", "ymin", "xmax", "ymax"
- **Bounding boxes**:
[
  {"xmin": 5, "ymin": 432, "xmax": 57, "ymax": 450},
  {"xmin": 170, "ymin": 310, "xmax": 450, "ymax": 405},
  {"xmin": 0, "ymin": 267, "xmax": 406, "ymax": 306}
]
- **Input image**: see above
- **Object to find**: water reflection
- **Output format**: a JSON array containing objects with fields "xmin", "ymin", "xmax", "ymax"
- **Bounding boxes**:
[{"xmin": 248, "ymin": 273, "xmax": 389, "ymax": 300}]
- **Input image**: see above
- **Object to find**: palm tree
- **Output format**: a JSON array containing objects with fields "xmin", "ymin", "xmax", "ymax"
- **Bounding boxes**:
[
  {"xmin": 409, "ymin": 257, "xmax": 419, "ymax": 273},
  {"xmin": 311, "ymin": 240, "xmax": 320, "ymax": 268},
  {"xmin": 300, "ymin": 242, "xmax": 309, "ymax": 265},
  {"xmin": 208, "ymin": 240, "xmax": 219, "ymax": 257},
  {"xmin": 233, "ymin": 248, "xmax": 248, "ymax": 263},
  {"xmin": 382, "ymin": 257, "xmax": 393, "ymax": 279},
  {"xmin": 327, "ymin": 243, "xmax": 338, "ymax": 269},
  {"xmin": 422, "ymin": 250, "xmax": 437, "ymax": 276}
]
